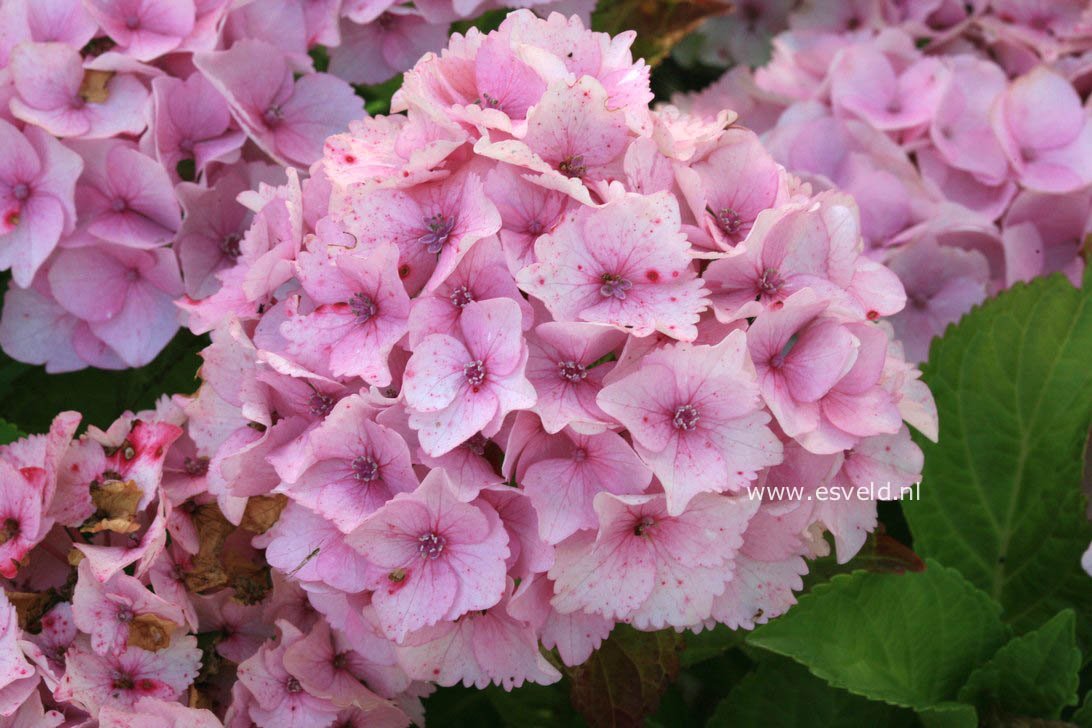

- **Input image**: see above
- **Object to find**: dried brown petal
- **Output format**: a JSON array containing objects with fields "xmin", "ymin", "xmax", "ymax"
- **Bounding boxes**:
[
  {"xmin": 182, "ymin": 504, "xmax": 235, "ymax": 593},
  {"xmin": 82, "ymin": 517, "xmax": 142, "ymax": 535},
  {"xmin": 240, "ymin": 494, "xmax": 289, "ymax": 534},
  {"xmin": 78, "ymin": 70, "xmax": 113, "ymax": 103},
  {"xmin": 83, "ymin": 480, "xmax": 144, "ymax": 533},
  {"xmin": 0, "ymin": 518, "xmax": 18, "ymax": 545},
  {"xmin": 189, "ymin": 685, "xmax": 214, "ymax": 710},
  {"xmin": 5, "ymin": 591, "xmax": 50, "ymax": 630},
  {"xmin": 126, "ymin": 613, "xmax": 177, "ymax": 652},
  {"xmin": 224, "ymin": 551, "xmax": 271, "ymax": 605}
]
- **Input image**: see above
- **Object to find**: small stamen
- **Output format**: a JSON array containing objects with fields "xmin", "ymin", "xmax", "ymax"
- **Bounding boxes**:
[
  {"xmin": 349, "ymin": 292, "xmax": 376, "ymax": 322},
  {"xmin": 449, "ymin": 286, "xmax": 474, "ymax": 308},
  {"xmin": 464, "ymin": 360, "xmax": 486, "ymax": 387},
  {"xmin": 558, "ymin": 154, "xmax": 586, "ymax": 178},
  {"xmin": 263, "ymin": 105, "xmax": 284, "ymax": 127},
  {"xmin": 350, "ymin": 455, "xmax": 379, "ymax": 482},
  {"xmin": 757, "ymin": 268, "xmax": 784, "ymax": 296},
  {"xmin": 599, "ymin": 273, "xmax": 633, "ymax": 300},
  {"xmin": 465, "ymin": 433, "xmax": 488, "ymax": 456},
  {"xmin": 418, "ymin": 213, "xmax": 455, "ymax": 255},
  {"xmin": 710, "ymin": 206, "xmax": 742, "ymax": 235},
  {"xmin": 220, "ymin": 235, "xmax": 241, "ymax": 259},
  {"xmin": 417, "ymin": 532, "xmax": 446, "ymax": 559},
  {"xmin": 558, "ymin": 360, "xmax": 587, "ymax": 382},
  {"xmin": 308, "ymin": 391, "xmax": 335, "ymax": 418},
  {"xmin": 183, "ymin": 456, "xmax": 209, "ymax": 477},
  {"xmin": 672, "ymin": 404, "xmax": 699, "ymax": 431}
]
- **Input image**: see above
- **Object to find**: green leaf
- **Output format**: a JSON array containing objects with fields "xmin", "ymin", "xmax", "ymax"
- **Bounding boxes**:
[
  {"xmin": 707, "ymin": 658, "xmax": 917, "ymax": 728},
  {"xmin": 592, "ymin": 0, "xmax": 729, "ymax": 67},
  {"xmin": 567, "ymin": 624, "xmax": 683, "ymax": 728},
  {"xmin": 679, "ymin": 624, "xmax": 743, "ymax": 667},
  {"xmin": 916, "ymin": 702, "xmax": 978, "ymax": 728},
  {"xmin": 1073, "ymin": 690, "xmax": 1092, "ymax": 727},
  {"xmin": 484, "ymin": 681, "xmax": 586, "ymax": 727},
  {"xmin": 0, "ymin": 331, "xmax": 206, "ymax": 434},
  {"xmin": 904, "ymin": 272, "xmax": 1092, "ymax": 646},
  {"xmin": 957, "ymin": 609, "xmax": 1080, "ymax": 719},
  {"xmin": 0, "ymin": 417, "xmax": 21, "ymax": 445},
  {"xmin": 355, "ymin": 75, "xmax": 403, "ymax": 116},
  {"xmin": 449, "ymin": 7, "xmax": 508, "ymax": 35},
  {"xmin": 747, "ymin": 561, "xmax": 1010, "ymax": 710}
]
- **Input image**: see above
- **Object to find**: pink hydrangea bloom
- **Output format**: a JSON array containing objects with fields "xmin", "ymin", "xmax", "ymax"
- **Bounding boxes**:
[
  {"xmin": 282, "ymin": 620, "xmax": 407, "ymax": 720},
  {"xmin": 65, "ymin": 138, "xmax": 181, "ymax": 249},
  {"xmin": 677, "ymin": 127, "xmax": 790, "ymax": 251},
  {"xmin": 236, "ymin": 622, "xmax": 341, "ymax": 728},
  {"xmin": 56, "ymin": 636, "xmax": 201, "ymax": 714},
  {"xmin": 992, "ymin": 66, "xmax": 1092, "ymax": 193},
  {"xmin": 340, "ymin": 171, "xmax": 501, "ymax": 295},
  {"xmin": 884, "ymin": 237, "xmax": 989, "ymax": 362},
  {"xmin": 748, "ymin": 292, "xmax": 862, "ymax": 439},
  {"xmin": 280, "ymin": 244, "xmax": 411, "ymax": 385},
  {"xmin": 329, "ymin": 8, "xmax": 449, "ymax": 86},
  {"xmin": 598, "ymin": 332, "xmax": 782, "ymax": 514},
  {"xmin": 524, "ymin": 322, "xmax": 625, "ymax": 434},
  {"xmin": 274, "ymin": 395, "xmax": 419, "ymax": 533},
  {"xmin": 549, "ymin": 492, "xmax": 758, "ymax": 629},
  {"xmin": 403, "ymin": 298, "xmax": 535, "ymax": 457},
  {"xmin": 72, "ymin": 560, "xmax": 184, "ymax": 656},
  {"xmin": 0, "ymin": 11, "xmax": 947, "ymax": 721},
  {"xmin": 48, "ymin": 244, "xmax": 183, "ymax": 367},
  {"xmin": 0, "ymin": 120, "xmax": 82, "ymax": 286},
  {"xmin": 347, "ymin": 470, "xmax": 510, "ymax": 641},
  {"xmin": 8, "ymin": 42, "xmax": 148, "ymax": 139},
  {"xmin": 406, "ymin": 235, "xmax": 532, "ymax": 347},
  {"xmin": 517, "ymin": 192, "xmax": 709, "ymax": 340},
  {"xmin": 81, "ymin": 0, "xmax": 196, "ymax": 61},
  {"xmin": 98, "ymin": 699, "xmax": 223, "ymax": 728},
  {"xmin": 521, "ymin": 428, "xmax": 652, "ymax": 544},
  {"xmin": 264, "ymin": 502, "xmax": 372, "ymax": 594},
  {"xmin": 394, "ymin": 582, "xmax": 561, "ymax": 690},
  {"xmin": 149, "ymin": 72, "xmax": 246, "ymax": 185},
  {"xmin": 195, "ymin": 39, "xmax": 363, "ymax": 167},
  {"xmin": 0, "ymin": 593, "xmax": 38, "ymax": 714},
  {"xmin": 0, "ymin": 462, "xmax": 47, "ymax": 579}
]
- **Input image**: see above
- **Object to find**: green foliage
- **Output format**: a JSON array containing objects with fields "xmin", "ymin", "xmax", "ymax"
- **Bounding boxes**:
[
  {"xmin": 0, "ymin": 330, "xmax": 205, "ymax": 434},
  {"xmin": 678, "ymin": 624, "xmax": 742, "ymax": 668},
  {"xmin": 0, "ymin": 417, "xmax": 21, "ymax": 444},
  {"xmin": 903, "ymin": 272, "xmax": 1092, "ymax": 647},
  {"xmin": 1074, "ymin": 690, "xmax": 1092, "ymax": 727},
  {"xmin": 748, "ymin": 562, "xmax": 1011, "ymax": 709},
  {"xmin": 707, "ymin": 658, "xmax": 917, "ymax": 728},
  {"xmin": 592, "ymin": 0, "xmax": 727, "ymax": 67},
  {"xmin": 355, "ymin": 75, "xmax": 403, "ymax": 117},
  {"xmin": 957, "ymin": 609, "xmax": 1081, "ymax": 719}
]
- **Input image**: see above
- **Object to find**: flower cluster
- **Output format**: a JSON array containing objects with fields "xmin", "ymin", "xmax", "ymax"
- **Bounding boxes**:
[
  {"xmin": 675, "ymin": 0, "xmax": 1092, "ymax": 361},
  {"xmin": 0, "ymin": 9, "xmax": 937, "ymax": 725},
  {"xmin": 0, "ymin": 0, "xmax": 582, "ymax": 372}
]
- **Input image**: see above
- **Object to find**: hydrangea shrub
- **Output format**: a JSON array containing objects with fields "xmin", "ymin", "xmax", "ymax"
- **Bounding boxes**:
[
  {"xmin": 2, "ymin": 1, "xmax": 1092, "ymax": 727},
  {"xmin": 0, "ymin": 6, "xmax": 947, "ymax": 725}
]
